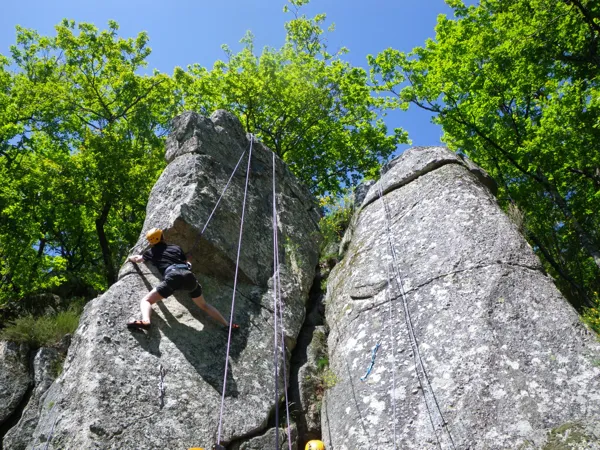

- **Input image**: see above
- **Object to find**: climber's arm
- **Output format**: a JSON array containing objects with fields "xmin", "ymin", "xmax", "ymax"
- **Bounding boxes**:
[{"xmin": 128, "ymin": 255, "xmax": 144, "ymax": 263}]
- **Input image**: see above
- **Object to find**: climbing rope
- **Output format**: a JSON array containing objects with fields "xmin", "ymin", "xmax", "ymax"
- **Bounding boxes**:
[
  {"xmin": 384, "ymin": 254, "xmax": 399, "ymax": 449},
  {"xmin": 360, "ymin": 341, "xmax": 381, "ymax": 382},
  {"xmin": 186, "ymin": 145, "xmax": 249, "ymax": 258},
  {"xmin": 271, "ymin": 152, "xmax": 293, "ymax": 450},
  {"xmin": 43, "ymin": 413, "xmax": 59, "ymax": 450},
  {"xmin": 216, "ymin": 135, "xmax": 254, "ymax": 445},
  {"xmin": 272, "ymin": 151, "xmax": 281, "ymax": 449},
  {"xmin": 376, "ymin": 178, "xmax": 456, "ymax": 450}
]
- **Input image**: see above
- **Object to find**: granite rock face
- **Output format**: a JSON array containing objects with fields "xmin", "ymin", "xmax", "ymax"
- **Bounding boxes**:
[
  {"xmin": 0, "ymin": 341, "xmax": 30, "ymax": 426},
  {"xmin": 3, "ymin": 110, "xmax": 321, "ymax": 450},
  {"xmin": 322, "ymin": 146, "xmax": 600, "ymax": 449},
  {"xmin": 4, "ymin": 347, "xmax": 61, "ymax": 450}
]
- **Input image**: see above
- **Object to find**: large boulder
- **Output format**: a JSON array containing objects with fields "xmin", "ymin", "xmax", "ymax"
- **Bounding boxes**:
[
  {"xmin": 4, "ymin": 110, "xmax": 321, "ymax": 449},
  {"xmin": 322, "ymin": 146, "xmax": 600, "ymax": 449}
]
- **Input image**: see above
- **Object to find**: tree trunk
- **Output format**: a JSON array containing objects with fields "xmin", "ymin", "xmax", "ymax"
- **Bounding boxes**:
[{"xmin": 95, "ymin": 202, "xmax": 116, "ymax": 286}]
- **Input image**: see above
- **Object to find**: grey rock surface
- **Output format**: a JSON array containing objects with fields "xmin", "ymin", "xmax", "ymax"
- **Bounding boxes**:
[
  {"xmin": 4, "ymin": 347, "xmax": 61, "ymax": 450},
  {"xmin": 0, "ymin": 341, "xmax": 30, "ymax": 426},
  {"xmin": 298, "ymin": 326, "xmax": 327, "ymax": 440},
  {"xmin": 322, "ymin": 146, "xmax": 600, "ymax": 449},
  {"xmin": 293, "ymin": 326, "xmax": 327, "ymax": 445},
  {"xmin": 4, "ymin": 110, "xmax": 321, "ymax": 450},
  {"xmin": 231, "ymin": 425, "xmax": 297, "ymax": 450},
  {"xmin": 353, "ymin": 179, "xmax": 375, "ymax": 208}
]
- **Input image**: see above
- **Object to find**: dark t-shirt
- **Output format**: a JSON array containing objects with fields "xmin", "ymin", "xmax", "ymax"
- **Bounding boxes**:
[{"xmin": 143, "ymin": 242, "xmax": 187, "ymax": 275}]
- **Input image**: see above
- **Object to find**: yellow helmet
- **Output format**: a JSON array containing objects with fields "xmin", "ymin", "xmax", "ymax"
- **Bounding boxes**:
[
  {"xmin": 305, "ymin": 441, "xmax": 325, "ymax": 450},
  {"xmin": 146, "ymin": 228, "xmax": 163, "ymax": 245}
]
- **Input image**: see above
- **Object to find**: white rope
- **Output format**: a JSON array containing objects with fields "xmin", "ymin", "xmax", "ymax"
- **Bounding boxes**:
[
  {"xmin": 186, "ymin": 146, "xmax": 249, "ymax": 258},
  {"xmin": 377, "ymin": 177, "xmax": 455, "ymax": 449},
  {"xmin": 383, "ymin": 254, "xmax": 398, "ymax": 448},
  {"xmin": 272, "ymin": 151, "xmax": 281, "ymax": 448},
  {"xmin": 272, "ymin": 152, "xmax": 293, "ymax": 450},
  {"xmin": 216, "ymin": 135, "xmax": 254, "ymax": 445}
]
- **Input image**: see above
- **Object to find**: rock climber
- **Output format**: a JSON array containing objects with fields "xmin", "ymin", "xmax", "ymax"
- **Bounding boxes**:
[{"xmin": 126, "ymin": 228, "xmax": 238, "ymax": 332}]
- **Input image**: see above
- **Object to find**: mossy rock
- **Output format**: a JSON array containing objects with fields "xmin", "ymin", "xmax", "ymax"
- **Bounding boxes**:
[{"xmin": 541, "ymin": 421, "xmax": 600, "ymax": 450}]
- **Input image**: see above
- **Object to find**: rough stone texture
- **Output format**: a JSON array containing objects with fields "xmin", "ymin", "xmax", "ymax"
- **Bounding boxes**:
[
  {"xmin": 0, "ymin": 341, "xmax": 30, "ymax": 426},
  {"xmin": 292, "ymin": 325, "xmax": 327, "ymax": 445},
  {"xmin": 3, "ymin": 110, "xmax": 321, "ymax": 450},
  {"xmin": 4, "ymin": 347, "xmax": 61, "ymax": 450},
  {"xmin": 322, "ymin": 146, "xmax": 600, "ymax": 449},
  {"xmin": 231, "ymin": 425, "xmax": 298, "ymax": 450},
  {"xmin": 353, "ymin": 180, "xmax": 375, "ymax": 208},
  {"xmin": 362, "ymin": 146, "xmax": 497, "ymax": 208},
  {"xmin": 299, "ymin": 327, "xmax": 327, "ymax": 439}
]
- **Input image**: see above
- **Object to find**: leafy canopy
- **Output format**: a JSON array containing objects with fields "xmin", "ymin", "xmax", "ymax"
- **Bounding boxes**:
[
  {"xmin": 174, "ymin": 1, "xmax": 408, "ymax": 196},
  {"xmin": 0, "ymin": 20, "xmax": 175, "ymax": 309},
  {"xmin": 369, "ymin": 0, "xmax": 600, "ymax": 308},
  {"xmin": 1, "ymin": 1, "xmax": 408, "ymax": 313}
]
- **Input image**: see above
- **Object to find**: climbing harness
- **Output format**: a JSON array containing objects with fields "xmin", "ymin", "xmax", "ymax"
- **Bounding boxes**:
[
  {"xmin": 186, "ymin": 144, "xmax": 250, "ymax": 258},
  {"xmin": 271, "ymin": 151, "xmax": 293, "ymax": 450},
  {"xmin": 158, "ymin": 364, "xmax": 167, "ymax": 408},
  {"xmin": 216, "ymin": 135, "xmax": 253, "ymax": 446},
  {"xmin": 376, "ymin": 178, "xmax": 456, "ymax": 450},
  {"xmin": 360, "ymin": 341, "xmax": 381, "ymax": 382}
]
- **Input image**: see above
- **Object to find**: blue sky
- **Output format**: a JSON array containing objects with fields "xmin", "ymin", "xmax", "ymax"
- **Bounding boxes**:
[{"xmin": 0, "ymin": 0, "xmax": 460, "ymax": 158}]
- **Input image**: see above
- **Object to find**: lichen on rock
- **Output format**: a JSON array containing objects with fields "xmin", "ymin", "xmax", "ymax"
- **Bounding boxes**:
[
  {"xmin": 2, "ymin": 110, "xmax": 321, "ymax": 450},
  {"xmin": 322, "ymin": 146, "xmax": 600, "ymax": 449}
]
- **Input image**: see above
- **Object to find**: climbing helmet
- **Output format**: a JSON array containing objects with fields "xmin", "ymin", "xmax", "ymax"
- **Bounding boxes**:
[
  {"xmin": 305, "ymin": 441, "xmax": 325, "ymax": 450},
  {"xmin": 146, "ymin": 228, "xmax": 163, "ymax": 245}
]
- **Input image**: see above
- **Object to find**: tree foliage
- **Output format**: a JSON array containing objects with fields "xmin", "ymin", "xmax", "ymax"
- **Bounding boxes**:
[
  {"xmin": 369, "ymin": 0, "xmax": 600, "ymax": 308},
  {"xmin": 1, "ymin": 1, "xmax": 405, "ymax": 313},
  {"xmin": 174, "ymin": 2, "xmax": 408, "ymax": 195},
  {"xmin": 0, "ymin": 20, "xmax": 175, "ymax": 310}
]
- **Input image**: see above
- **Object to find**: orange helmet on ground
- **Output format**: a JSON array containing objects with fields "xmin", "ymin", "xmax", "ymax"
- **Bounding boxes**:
[
  {"xmin": 305, "ymin": 441, "xmax": 325, "ymax": 450},
  {"xmin": 146, "ymin": 228, "xmax": 163, "ymax": 245}
]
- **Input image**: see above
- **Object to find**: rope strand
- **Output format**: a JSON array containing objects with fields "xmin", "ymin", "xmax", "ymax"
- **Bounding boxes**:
[
  {"xmin": 186, "ymin": 147, "xmax": 249, "ymax": 258},
  {"xmin": 377, "ymin": 178, "xmax": 455, "ymax": 449},
  {"xmin": 216, "ymin": 136, "xmax": 254, "ymax": 445},
  {"xmin": 272, "ymin": 152, "xmax": 281, "ymax": 449},
  {"xmin": 272, "ymin": 152, "xmax": 293, "ymax": 450},
  {"xmin": 384, "ymin": 244, "xmax": 398, "ymax": 448}
]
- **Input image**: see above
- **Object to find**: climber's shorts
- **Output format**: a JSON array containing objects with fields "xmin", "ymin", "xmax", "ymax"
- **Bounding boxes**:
[{"xmin": 156, "ymin": 266, "xmax": 203, "ymax": 298}]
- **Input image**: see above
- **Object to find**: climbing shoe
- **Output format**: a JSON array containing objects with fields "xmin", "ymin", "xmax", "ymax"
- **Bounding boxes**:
[
  {"xmin": 222, "ymin": 323, "xmax": 240, "ymax": 333},
  {"xmin": 127, "ymin": 320, "xmax": 151, "ymax": 330}
]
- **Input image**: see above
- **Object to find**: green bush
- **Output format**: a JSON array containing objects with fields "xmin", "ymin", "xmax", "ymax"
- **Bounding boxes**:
[
  {"xmin": 582, "ymin": 295, "xmax": 600, "ymax": 335},
  {"xmin": 0, "ymin": 305, "xmax": 82, "ymax": 348},
  {"xmin": 319, "ymin": 192, "xmax": 354, "ymax": 255}
]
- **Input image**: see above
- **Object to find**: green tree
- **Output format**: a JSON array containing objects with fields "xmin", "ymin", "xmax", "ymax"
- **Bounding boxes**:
[
  {"xmin": 175, "ymin": 0, "xmax": 408, "ymax": 196},
  {"xmin": 369, "ymin": 0, "xmax": 600, "ymax": 308},
  {"xmin": 0, "ymin": 20, "xmax": 176, "ymax": 308}
]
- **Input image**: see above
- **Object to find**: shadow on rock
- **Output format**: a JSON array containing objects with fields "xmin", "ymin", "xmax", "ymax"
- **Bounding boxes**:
[{"xmin": 154, "ymin": 299, "xmax": 240, "ymax": 398}]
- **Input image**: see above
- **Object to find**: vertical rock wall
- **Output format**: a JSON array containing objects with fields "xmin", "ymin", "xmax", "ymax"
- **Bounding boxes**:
[
  {"xmin": 322, "ymin": 147, "xmax": 600, "ymax": 449},
  {"xmin": 3, "ymin": 110, "xmax": 321, "ymax": 450}
]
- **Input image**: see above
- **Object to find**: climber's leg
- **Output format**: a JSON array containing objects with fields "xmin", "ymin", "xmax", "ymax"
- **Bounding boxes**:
[{"xmin": 191, "ymin": 294, "xmax": 229, "ymax": 327}]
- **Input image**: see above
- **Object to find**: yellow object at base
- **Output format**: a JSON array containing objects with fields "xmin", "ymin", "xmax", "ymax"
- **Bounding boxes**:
[
  {"xmin": 188, "ymin": 448, "xmax": 204, "ymax": 450},
  {"xmin": 305, "ymin": 440, "xmax": 325, "ymax": 450}
]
